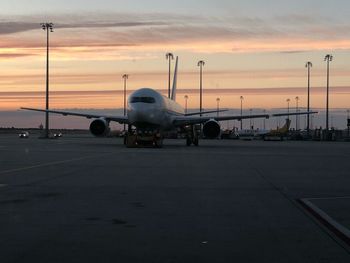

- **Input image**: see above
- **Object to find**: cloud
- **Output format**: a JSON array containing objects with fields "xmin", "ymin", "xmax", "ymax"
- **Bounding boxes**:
[
  {"xmin": 1, "ymin": 68, "xmax": 350, "ymax": 87},
  {"xmin": 0, "ymin": 53, "xmax": 34, "ymax": 58},
  {"xmin": 0, "ymin": 15, "xmax": 170, "ymax": 35},
  {"xmin": 279, "ymin": 50, "xmax": 308, "ymax": 54},
  {"xmin": 1, "ymin": 12, "xmax": 350, "ymax": 55},
  {"xmin": 0, "ymin": 22, "xmax": 40, "ymax": 35}
]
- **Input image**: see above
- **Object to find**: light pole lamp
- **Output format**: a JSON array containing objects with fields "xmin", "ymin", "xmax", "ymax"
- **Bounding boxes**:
[
  {"xmin": 122, "ymin": 74, "xmax": 129, "ymax": 131},
  {"xmin": 240, "ymin": 96, "xmax": 244, "ymax": 130},
  {"xmin": 216, "ymin": 98, "xmax": 220, "ymax": 117},
  {"xmin": 286, "ymin": 98, "xmax": 290, "ymax": 118},
  {"xmin": 198, "ymin": 60, "xmax": 205, "ymax": 116},
  {"xmin": 166, "ymin": 53, "xmax": 174, "ymax": 98},
  {"xmin": 305, "ymin": 61, "xmax": 313, "ymax": 135},
  {"xmin": 184, "ymin": 95, "xmax": 189, "ymax": 114},
  {"xmin": 295, "ymin": 96, "xmax": 300, "ymax": 130},
  {"xmin": 41, "ymin": 22, "xmax": 54, "ymax": 139},
  {"xmin": 324, "ymin": 54, "xmax": 333, "ymax": 131}
]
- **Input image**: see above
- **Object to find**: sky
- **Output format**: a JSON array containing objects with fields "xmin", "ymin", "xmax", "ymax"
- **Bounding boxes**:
[{"xmin": 0, "ymin": 0, "xmax": 350, "ymax": 116}]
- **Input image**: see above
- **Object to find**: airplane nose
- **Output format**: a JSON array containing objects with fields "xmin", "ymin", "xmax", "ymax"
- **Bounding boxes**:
[{"xmin": 128, "ymin": 104, "xmax": 157, "ymax": 124}]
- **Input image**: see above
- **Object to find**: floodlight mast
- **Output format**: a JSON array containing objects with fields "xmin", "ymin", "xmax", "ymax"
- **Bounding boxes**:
[
  {"xmin": 184, "ymin": 95, "xmax": 189, "ymax": 114},
  {"xmin": 122, "ymin": 74, "xmax": 129, "ymax": 131},
  {"xmin": 40, "ymin": 23, "xmax": 54, "ymax": 138},
  {"xmin": 305, "ymin": 62, "xmax": 312, "ymax": 135},
  {"xmin": 295, "ymin": 96, "xmax": 300, "ymax": 130},
  {"xmin": 324, "ymin": 54, "xmax": 333, "ymax": 131},
  {"xmin": 216, "ymin": 98, "xmax": 220, "ymax": 117},
  {"xmin": 197, "ymin": 60, "xmax": 205, "ymax": 117},
  {"xmin": 286, "ymin": 98, "xmax": 291, "ymax": 118},
  {"xmin": 240, "ymin": 96, "xmax": 244, "ymax": 130}
]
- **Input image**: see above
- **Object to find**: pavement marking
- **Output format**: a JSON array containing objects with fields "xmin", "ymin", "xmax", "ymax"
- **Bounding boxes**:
[
  {"xmin": 298, "ymin": 198, "xmax": 350, "ymax": 247},
  {"xmin": 0, "ymin": 153, "xmax": 111, "ymax": 176},
  {"xmin": 307, "ymin": 196, "xmax": 350, "ymax": 200}
]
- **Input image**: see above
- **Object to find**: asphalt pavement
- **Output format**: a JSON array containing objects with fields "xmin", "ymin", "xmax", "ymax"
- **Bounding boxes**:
[{"xmin": 0, "ymin": 134, "xmax": 350, "ymax": 263}]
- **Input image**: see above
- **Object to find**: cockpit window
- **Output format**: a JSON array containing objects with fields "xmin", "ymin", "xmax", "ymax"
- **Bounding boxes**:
[{"xmin": 130, "ymin": 97, "xmax": 156, "ymax": 104}]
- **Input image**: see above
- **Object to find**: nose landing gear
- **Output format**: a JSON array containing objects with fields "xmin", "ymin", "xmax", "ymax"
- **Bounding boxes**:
[{"xmin": 124, "ymin": 126, "xmax": 163, "ymax": 148}]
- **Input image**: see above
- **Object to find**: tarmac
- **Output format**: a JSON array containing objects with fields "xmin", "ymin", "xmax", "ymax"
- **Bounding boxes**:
[{"xmin": 0, "ymin": 133, "xmax": 350, "ymax": 263}]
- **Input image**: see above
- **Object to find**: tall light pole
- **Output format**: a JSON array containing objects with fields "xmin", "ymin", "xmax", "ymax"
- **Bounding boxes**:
[
  {"xmin": 305, "ymin": 61, "xmax": 312, "ymax": 135},
  {"xmin": 184, "ymin": 95, "xmax": 189, "ymax": 114},
  {"xmin": 249, "ymin": 109, "xmax": 253, "ymax": 129},
  {"xmin": 216, "ymin": 98, "xmax": 220, "ymax": 117},
  {"xmin": 295, "ymin": 96, "xmax": 300, "ymax": 130},
  {"xmin": 240, "ymin": 96, "xmax": 244, "ymax": 130},
  {"xmin": 324, "ymin": 54, "xmax": 333, "ymax": 131},
  {"xmin": 198, "ymin": 60, "xmax": 205, "ymax": 116},
  {"xmin": 347, "ymin": 109, "xmax": 350, "ymax": 138},
  {"xmin": 286, "ymin": 98, "xmax": 290, "ymax": 119},
  {"xmin": 263, "ymin": 109, "xmax": 266, "ymax": 130},
  {"xmin": 166, "ymin": 53, "xmax": 174, "ymax": 98},
  {"xmin": 122, "ymin": 74, "xmax": 129, "ymax": 131},
  {"xmin": 41, "ymin": 22, "xmax": 54, "ymax": 138}
]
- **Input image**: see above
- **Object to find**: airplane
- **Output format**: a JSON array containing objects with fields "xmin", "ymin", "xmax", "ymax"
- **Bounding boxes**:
[
  {"xmin": 21, "ymin": 57, "xmax": 317, "ymax": 147},
  {"xmin": 237, "ymin": 118, "xmax": 292, "ymax": 140},
  {"xmin": 261, "ymin": 118, "xmax": 291, "ymax": 141}
]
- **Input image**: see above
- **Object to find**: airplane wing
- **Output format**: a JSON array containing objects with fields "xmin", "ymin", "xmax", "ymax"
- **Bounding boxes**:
[
  {"xmin": 185, "ymin": 109, "xmax": 228, "ymax": 116},
  {"xmin": 271, "ymin": 111, "xmax": 318, "ymax": 117},
  {"xmin": 173, "ymin": 111, "xmax": 318, "ymax": 127},
  {"xmin": 173, "ymin": 114, "xmax": 269, "ymax": 126},
  {"xmin": 21, "ymin": 107, "xmax": 129, "ymax": 124}
]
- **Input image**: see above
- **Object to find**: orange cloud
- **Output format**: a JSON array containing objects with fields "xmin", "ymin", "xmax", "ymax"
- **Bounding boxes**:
[
  {"xmin": 1, "ymin": 13, "xmax": 350, "ymax": 110},
  {"xmin": 2, "ymin": 13, "xmax": 350, "ymax": 58}
]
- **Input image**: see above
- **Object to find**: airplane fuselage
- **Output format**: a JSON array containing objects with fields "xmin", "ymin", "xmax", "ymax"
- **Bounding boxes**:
[{"xmin": 127, "ymin": 88, "xmax": 184, "ymax": 131}]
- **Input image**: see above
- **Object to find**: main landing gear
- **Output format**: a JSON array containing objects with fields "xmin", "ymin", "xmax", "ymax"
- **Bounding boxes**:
[
  {"xmin": 186, "ymin": 125, "xmax": 199, "ymax": 146},
  {"xmin": 124, "ymin": 126, "xmax": 163, "ymax": 148}
]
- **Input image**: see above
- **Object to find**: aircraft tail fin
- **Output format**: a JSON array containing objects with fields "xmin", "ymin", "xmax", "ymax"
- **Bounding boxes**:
[
  {"xmin": 269, "ymin": 118, "xmax": 291, "ymax": 135},
  {"xmin": 278, "ymin": 118, "xmax": 291, "ymax": 133},
  {"xmin": 171, "ymin": 56, "xmax": 178, "ymax": 101}
]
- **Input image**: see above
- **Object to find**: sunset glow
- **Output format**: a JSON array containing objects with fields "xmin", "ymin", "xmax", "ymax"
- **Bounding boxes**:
[{"xmin": 1, "ymin": 0, "xmax": 350, "ymax": 111}]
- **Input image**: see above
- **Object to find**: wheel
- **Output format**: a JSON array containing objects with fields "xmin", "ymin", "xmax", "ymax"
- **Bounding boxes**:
[
  {"xmin": 186, "ymin": 136, "xmax": 192, "ymax": 146},
  {"xmin": 193, "ymin": 137, "xmax": 199, "ymax": 146},
  {"xmin": 126, "ymin": 134, "xmax": 137, "ymax": 148},
  {"xmin": 154, "ymin": 139, "xmax": 163, "ymax": 148}
]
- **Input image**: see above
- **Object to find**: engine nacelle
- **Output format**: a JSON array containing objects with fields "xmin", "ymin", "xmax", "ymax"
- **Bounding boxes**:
[
  {"xmin": 202, "ymin": 119, "xmax": 221, "ymax": 139},
  {"xmin": 89, "ymin": 118, "xmax": 110, "ymax": 137}
]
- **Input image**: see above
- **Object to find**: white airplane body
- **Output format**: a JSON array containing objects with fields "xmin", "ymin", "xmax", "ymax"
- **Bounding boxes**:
[
  {"xmin": 22, "ymin": 57, "xmax": 317, "ymax": 147},
  {"xmin": 127, "ymin": 88, "xmax": 184, "ymax": 131}
]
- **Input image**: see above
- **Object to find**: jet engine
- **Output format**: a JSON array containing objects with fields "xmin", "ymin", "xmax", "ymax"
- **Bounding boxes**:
[
  {"xmin": 202, "ymin": 119, "xmax": 221, "ymax": 139},
  {"xmin": 89, "ymin": 118, "xmax": 110, "ymax": 137}
]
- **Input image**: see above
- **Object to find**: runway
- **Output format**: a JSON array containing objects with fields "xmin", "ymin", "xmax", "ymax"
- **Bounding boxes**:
[{"xmin": 1, "ymin": 134, "xmax": 350, "ymax": 262}]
